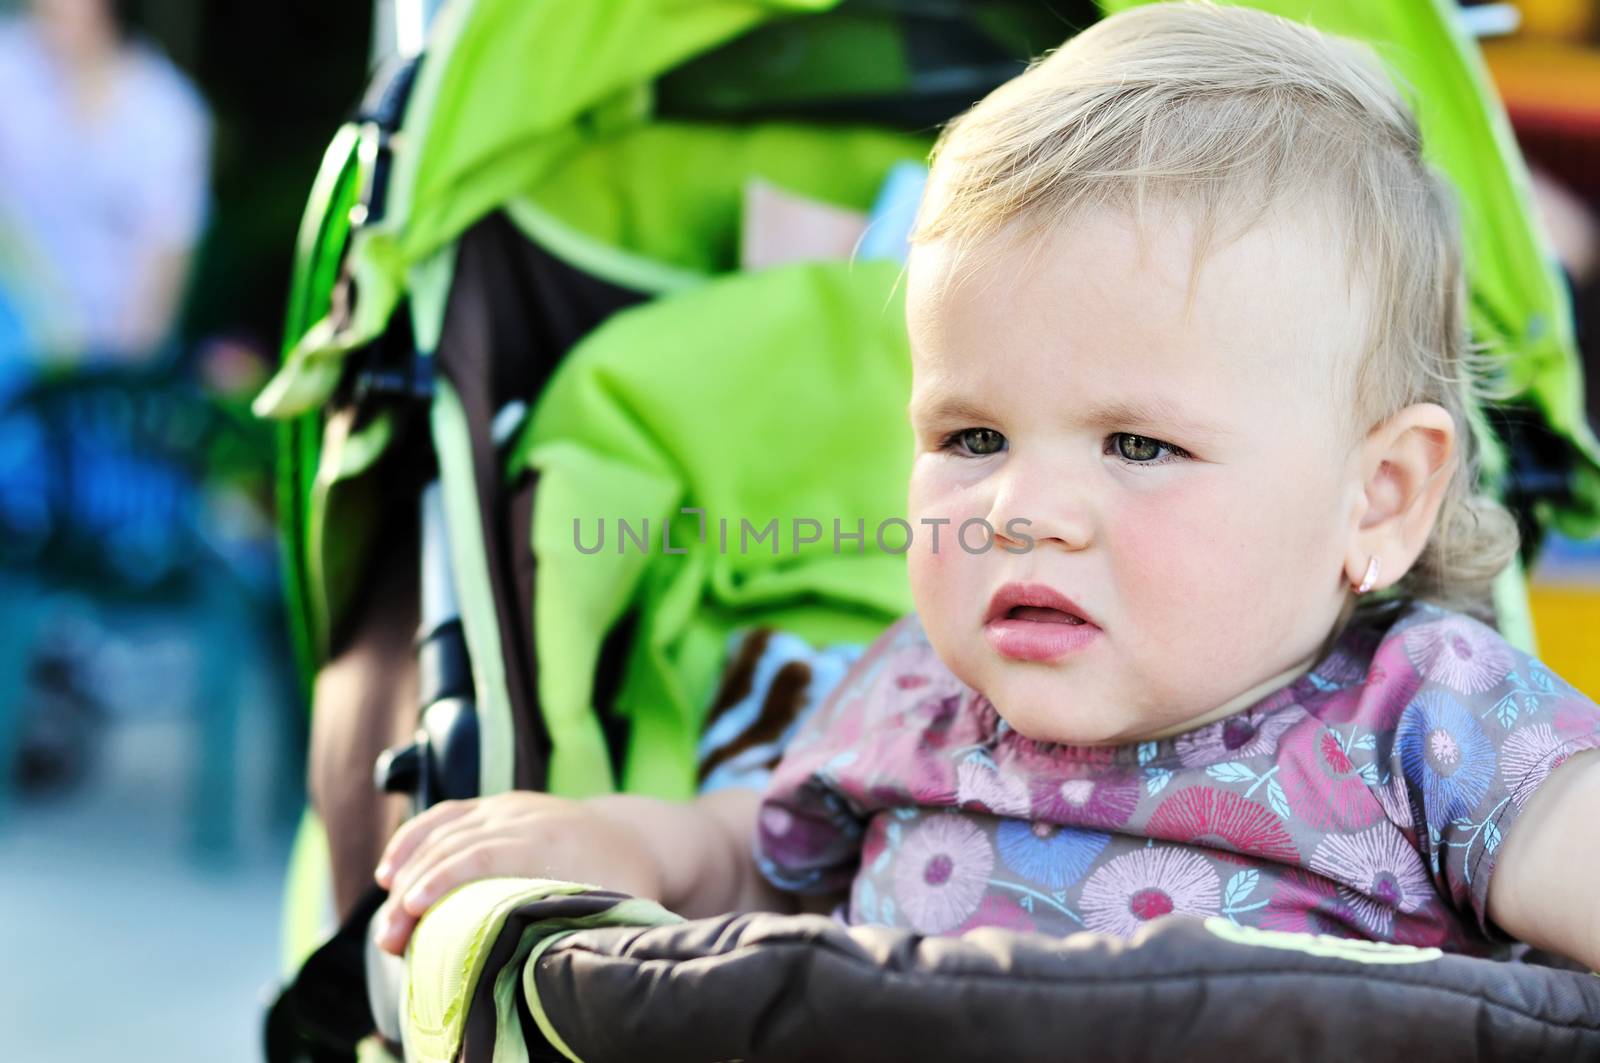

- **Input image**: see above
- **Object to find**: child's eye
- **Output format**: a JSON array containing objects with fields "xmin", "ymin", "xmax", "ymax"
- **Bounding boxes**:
[
  {"xmin": 1108, "ymin": 432, "xmax": 1189, "ymax": 465},
  {"xmin": 939, "ymin": 427, "xmax": 1007, "ymax": 457}
]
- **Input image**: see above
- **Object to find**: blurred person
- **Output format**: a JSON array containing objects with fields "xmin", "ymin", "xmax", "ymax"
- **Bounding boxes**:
[
  {"xmin": 0, "ymin": 0, "xmax": 211, "ymax": 818},
  {"xmin": 0, "ymin": 0, "xmax": 211, "ymax": 388}
]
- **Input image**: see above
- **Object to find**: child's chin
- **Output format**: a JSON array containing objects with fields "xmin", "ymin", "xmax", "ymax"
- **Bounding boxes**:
[{"xmin": 991, "ymin": 699, "xmax": 1136, "ymax": 748}]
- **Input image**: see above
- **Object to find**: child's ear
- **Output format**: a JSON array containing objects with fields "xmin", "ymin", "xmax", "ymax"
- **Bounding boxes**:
[{"xmin": 1345, "ymin": 403, "xmax": 1457, "ymax": 591}]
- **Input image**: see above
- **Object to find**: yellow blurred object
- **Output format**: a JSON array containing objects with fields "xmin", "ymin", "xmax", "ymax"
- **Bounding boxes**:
[
  {"xmin": 1515, "ymin": 0, "xmax": 1596, "ymax": 40},
  {"xmin": 1480, "ymin": 39, "xmax": 1600, "ymax": 115},
  {"xmin": 1529, "ymin": 584, "xmax": 1600, "ymax": 700}
]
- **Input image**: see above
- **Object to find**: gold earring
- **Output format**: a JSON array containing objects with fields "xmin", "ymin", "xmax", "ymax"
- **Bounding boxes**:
[{"xmin": 1353, "ymin": 556, "xmax": 1380, "ymax": 595}]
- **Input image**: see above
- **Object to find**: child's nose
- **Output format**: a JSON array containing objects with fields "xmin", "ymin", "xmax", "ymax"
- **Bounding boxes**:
[{"xmin": 985, "ymin": 459, "xmax": 1094, "ymax": 553}]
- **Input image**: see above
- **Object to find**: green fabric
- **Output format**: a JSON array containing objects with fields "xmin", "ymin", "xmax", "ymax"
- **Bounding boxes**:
[
  {"xmin": 432, "ymin": 379, "xmax": 518, "ymax": 797},
  {"xmin": 266, "ymin": 122, "xmax": 364, "ymax": 678},
  {"xmin": 356, "ymin": 1037, "xmax": 401, "ymax": 1063},
  {"xmin": 654, "ymin": 9, "xmax": 911, "ymax": 113},
  {"xmin": 256, "ymin": 121, "xmax": 378, "ymax": 421},
  {"xmin": 389, "ymin": 0, "xmax": 829, "ymax": 263},
  {"xmin": 401, "ymin": 878, "xmax": 680, "ymax": 1063},
  {"xmin": 278, "ymin": 806, "xmax": 335, "ymax": 978},
  {"xmin": 523, "ymin": 121, "xmax": 929, "ymax": 279},
  {"xmin": 511, "ymin": 259, "xmax": 916, "ymax": 798},
  {"xmin": 260, "ymin": 0, "xmax": 1600, "ymax": 688},
  {"xmin": 502, "ymin": 198, "xmax": 709, "ymax": 297},
  {"xmin": 1104, "ymin": 0, "xmax": 1600, "ymax": 540},
  {"xmin": 256, "ymin": 0, "xmax": 846, "ymax": 421},
  {"xmin": 303, "ymin": 408, "xmax": 394, "ymax": 666},
  {"xmin": 487, "ymin": 925, "xmax": 546, "ymax": 1063},
  {"xmin": 1493, "ymin": 549, "xmax": 1537, "ymax": 656}
]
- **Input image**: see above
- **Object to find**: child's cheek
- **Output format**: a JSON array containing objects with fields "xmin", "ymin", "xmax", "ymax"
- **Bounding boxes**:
[
  {"xmin": 906, "ymin": 500, "xmax": 960, "ymax": 608},
  {"xmin": 1108, "ymin": 478, "xmax": 1250, "ymax": 617},
  {"xmin": 907, "ymin": 464, "xmax": 982, "ymax": 617}
]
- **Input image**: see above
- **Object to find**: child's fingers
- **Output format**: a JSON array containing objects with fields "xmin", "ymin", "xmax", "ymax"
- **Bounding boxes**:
[
  {"xmin": 374, "ymin": 837, "xmax": 521, "ymax": 954},
  {"xmin": 375, "ymin": 800, "xmax": 476, "ymax": 885},
  {"xmin": 386, "ymin": 818, "xmax": 496, "ymax": 903},
  {"xmin": 373, "ymin": 898, "xmax": 418, "ymax": 956},
  {"xmin": 398, "ymin": 842, "xmax": 523, "ymax": 916}
]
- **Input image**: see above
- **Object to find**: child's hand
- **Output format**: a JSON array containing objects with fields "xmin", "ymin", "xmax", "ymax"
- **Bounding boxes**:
[{"xmin": 371, "ymin": 792, "xmax": 664, "ymax": 955}]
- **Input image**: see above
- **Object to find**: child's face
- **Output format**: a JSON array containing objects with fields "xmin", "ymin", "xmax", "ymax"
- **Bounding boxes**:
[{"xmin": 906, "ymin": 206, "xmax": 1367, "ymax": 745}]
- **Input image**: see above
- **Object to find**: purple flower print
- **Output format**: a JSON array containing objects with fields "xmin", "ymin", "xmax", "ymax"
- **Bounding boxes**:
[
  {"xmin": 1311, "ymin": 629, "xmax": 1383, "ymax": 688},
  {"xmin": 1372, "ymin": 767, "xmax": 1417, "ymax": 834},
  {"xmin": 1277, "ymin": 720, "xmax": 1383, "ymax": 830},
  {"xmin": 1259, "ymin": 871, "xmax": 1362, "ymax": 939},
  {"xmin": 1148, "ymin": 787, "xmax": 1299, "ymax": 863},
  {"xmin": 1174, "ymin": 704, "xmax": 1301, "ymax": 769},
  {"xmin": 1314, "ymin": 639, "xmax": 1424, "ymax": 731},
  {"xmin": 1001, "ymin": 728, "xmax": 1125, "ymax": 773},
  {"xmin": 892, "ymin": 814, "xmax": 996, "ymax": 934},
  {"xmin": 994, "ymin": 819, "xmax": 1109, "ymax": 890},
  {"xmin": 1079, "ymin": 848, "xmax": 1221, "ymax": 939},
  {"xmin": 867, "ymin": 701, "xmax": 962, "ymax": 806},
  {"xmin": 1026, "ymin": 773, "xmax": 1142, "ymax": 830},
  {"xmin": 1403, "ymin": 616, "xmax": 1514, "ymax": 696},
  {"xmin": 1390, "ymin": 908, "xmax": 1459, "ymax": 950},
  {"xmin": 1555, "ymin": 700, "xmax": 1600, "ymax": 740},
  {"xmin": 1397, "ymin": 691, "xmax": 1495, "ymax": 825},
  {"xmin": 955, "ymin": 756, "xmax": 1031, "ymax": 818},
  {"xmin": 1500, "ymin": 724, "xmax": 1567, "ymax": 808},
  {"xmin": 956, "ymin": 893, "xmax": 1037, "ymax": 936},
  {"xmin": 1308, "ymin": 825, "xmax": 1431, "ymax": 937},
  {"xmin": 881, "ymin": 657, "xmax": 972, "ymax": 727}
]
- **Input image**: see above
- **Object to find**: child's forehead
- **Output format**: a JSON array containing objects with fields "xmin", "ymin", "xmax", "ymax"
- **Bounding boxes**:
[{"xmin": 907, "ymin": 203, "xmax": 1366, "ymax": 403}]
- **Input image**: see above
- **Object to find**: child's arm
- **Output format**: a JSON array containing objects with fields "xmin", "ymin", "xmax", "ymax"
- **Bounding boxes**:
[
  {"xmin": 1486, "ymin": 749, "xmax": 1600, "ymax": 971},
  {"xmin": 371, "ymin": 787, "xmax": 793, "ymax": 954}
]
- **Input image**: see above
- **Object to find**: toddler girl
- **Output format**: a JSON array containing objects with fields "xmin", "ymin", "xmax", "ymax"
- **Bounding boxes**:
[{"xmin": 374, "ymin": 3, "xmax": 1600, "ymax": 968}]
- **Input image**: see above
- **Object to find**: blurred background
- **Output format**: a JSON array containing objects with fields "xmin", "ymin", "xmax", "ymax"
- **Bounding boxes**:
[
  {"xmin": 0, "ymin": 1, "xmax": 1596, "ymax": 1060},
  {"xmin": 0, "ymin": 1, "xmax": 369, "ymax": 1058}
]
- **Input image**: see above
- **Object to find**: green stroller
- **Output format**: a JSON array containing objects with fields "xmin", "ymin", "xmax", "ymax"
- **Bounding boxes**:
[{"xmin": 258, "ymin": 0, "xmax": 1600, "ymax": 1059}]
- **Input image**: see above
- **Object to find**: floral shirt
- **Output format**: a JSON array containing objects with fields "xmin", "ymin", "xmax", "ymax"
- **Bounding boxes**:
[{"xmin": 755, "ymin": 601, "xmax": 1600, "ymax": 952}]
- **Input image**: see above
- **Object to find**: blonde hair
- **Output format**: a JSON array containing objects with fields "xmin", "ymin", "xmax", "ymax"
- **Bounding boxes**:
[{"xmin": 910, "ymin": 1, "xmax": 1519, "ymax": 624}]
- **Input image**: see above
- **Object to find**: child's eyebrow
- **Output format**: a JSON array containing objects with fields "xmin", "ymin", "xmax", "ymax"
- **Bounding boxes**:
[
  {"xmin": 1084, "ymin": 398, "xmax": 1234, "ymax": 444},
  {"xmin": 907, "ymin": 397, "xmax": 994, "ymax": 425},
  {"xmin": 909, "ymin": 393, "xmax": 1232, "ymax": 444}
]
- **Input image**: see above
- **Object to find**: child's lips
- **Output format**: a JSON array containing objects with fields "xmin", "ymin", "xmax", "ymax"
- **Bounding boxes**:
[
  {"xmin": 983, "ymin": 612, "xmax": 1101, "ymax": 662},
  {"xmin": 983, "ymin": 581, "xmax": 1096, "ymax": 627},
  {"xmin": 982, "ymin": 581, "xmax": 1101, "ymax": 660}
]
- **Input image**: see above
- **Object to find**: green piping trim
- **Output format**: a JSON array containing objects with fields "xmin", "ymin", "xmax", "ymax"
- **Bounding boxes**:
[
  {"xmin": 489, "ymin": 926, "xmax": 546, "ymax": 1063},
  {"xmin": 514, "ymin": 897, "xmax": 680, "ymax": 1060},
  {"xmin": 276, "ymin": 418, "xmax": 318, "ymax": 694},
  {"xmin": 503, "ymin": 197, "xmax": 708, "ymax": 295},
  {"xmin": 1204, "ymin": 917, "xmax": 1443, "ymax": 964},
  {"xmin": 432, "ymin": 380, "xmax": 517, "ymax": 796},
  {"xmin": 284, "ymin": 122, "xmax": 363, "ymax": 332},
  {"xmin": 523, "ymin": 929, "xmax": 586, "ymax": 1063},
  {"xmin": 408, "ymin": 245, "xmax": 458, "ymax": 354}
]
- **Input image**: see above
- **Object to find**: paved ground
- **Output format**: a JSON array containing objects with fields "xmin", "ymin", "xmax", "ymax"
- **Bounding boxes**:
[{"xmin": 2, "ymin": 703, "xmax": 298, "ymax": 1061}]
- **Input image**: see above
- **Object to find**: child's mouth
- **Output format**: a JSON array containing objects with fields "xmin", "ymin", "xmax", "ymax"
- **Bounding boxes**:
[
  {"xmin": 983, "ymin": 582, "xmax": 1101, "ymax": 661},
  {"xmin": 1005, "ymin": 606, "xmax": 1086, "ymax": 625}
]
